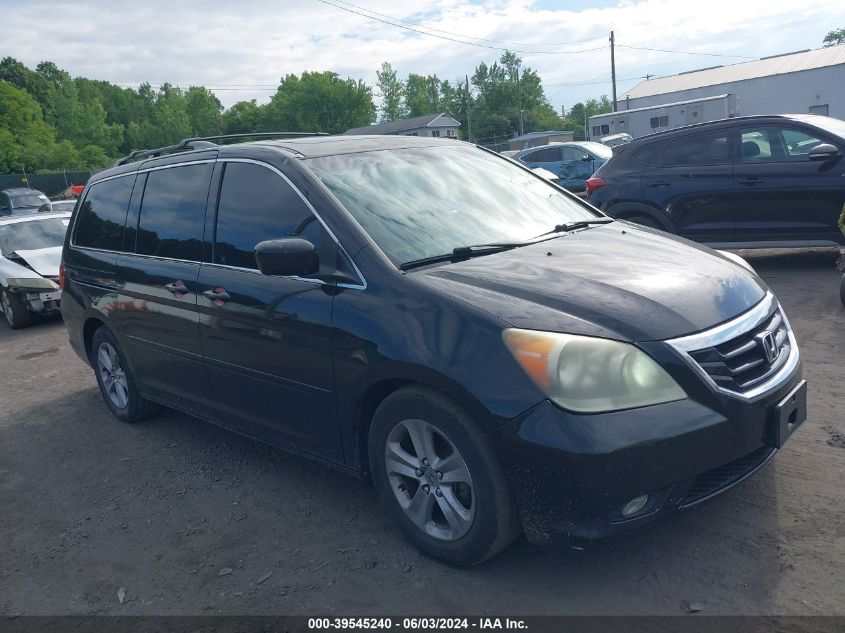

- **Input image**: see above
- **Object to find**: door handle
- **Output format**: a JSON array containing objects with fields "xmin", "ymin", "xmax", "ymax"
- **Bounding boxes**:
[
  {"xmin": 738, "ymin": 177, "xmax": 763, "ymax": 186},
  {"xmin": 164, "ymin": 280, "xmax": 188, "ymax": 297},
  {"xmin": 647, "ymin": 181, "xmax": 671, "ymax": 188},
  {"xmin": 203, "ymin": 287, "xmax": 231, "ymax": 305}
]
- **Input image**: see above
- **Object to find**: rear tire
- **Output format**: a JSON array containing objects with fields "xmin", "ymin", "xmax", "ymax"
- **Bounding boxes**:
[
  {"xmin": 1, "ymin": 288, "xmax": 32, "ymax": 329},
  {"xmin": 368, "ymin": 385, "xmax": 520, "ymax": 566},
  {"xmin": 624, "ymin": 213, "xmax": 665, "ymax": 230},
  {"xmin": 91, "ymin": 327, "xmax": 160, "ymax": 423}
]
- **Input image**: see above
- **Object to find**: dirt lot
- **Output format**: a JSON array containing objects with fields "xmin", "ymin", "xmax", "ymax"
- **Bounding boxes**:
[{"xmin": 0, "ymin": 249, "xmax": 843, "ymax": 616}]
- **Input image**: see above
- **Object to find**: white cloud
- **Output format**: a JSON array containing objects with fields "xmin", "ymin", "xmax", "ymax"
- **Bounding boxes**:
[{"xmin": 1, "ymin": 0, "xmax": 843, "ymax": 109}]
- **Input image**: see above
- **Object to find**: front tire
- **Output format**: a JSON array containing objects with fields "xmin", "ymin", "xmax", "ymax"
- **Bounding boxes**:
[
  {"xmin": 91, "ymin": 327, "xmax": 160, "ymax": 423},
  {"xmin": 368, "ymin": 386, "xmax": 520, "ymax": 566},
  {"xmin": 1, "ymin": 288, "xmax": 32, "ymax": 329}
]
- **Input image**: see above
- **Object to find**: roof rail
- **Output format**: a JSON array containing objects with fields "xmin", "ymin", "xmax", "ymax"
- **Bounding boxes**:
[{"xmin": 113, "ymin": 132, "xmax": 329, "ymax": 166}]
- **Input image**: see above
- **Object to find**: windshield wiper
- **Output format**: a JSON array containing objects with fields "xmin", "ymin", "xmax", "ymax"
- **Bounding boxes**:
[
  {"xmin": 533, "ymin": 218, "xmax": 614, "ymax": 239},
  {"xmin": 399, "ymin": 241, "xmax": 531, "ymax": 271}
]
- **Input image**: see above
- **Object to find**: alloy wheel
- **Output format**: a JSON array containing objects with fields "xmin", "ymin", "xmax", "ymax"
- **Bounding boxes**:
[
  {"xmin": 384, "ymin": 418, "xmax": 475, "ymax": 541},
  {"xmin": 97, "ymin": 342, "xmax": 129, "ymax": 409}
]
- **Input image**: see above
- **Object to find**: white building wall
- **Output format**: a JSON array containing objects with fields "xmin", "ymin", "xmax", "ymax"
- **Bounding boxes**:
[{"xmin": 620, "ymin": 65, "xmax": 845, "ymax": 119}]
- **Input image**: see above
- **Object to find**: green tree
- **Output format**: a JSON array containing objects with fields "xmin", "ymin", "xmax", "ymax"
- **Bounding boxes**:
[
  {"xmin": 0, "ymin": 81, "xmax": 57, "ymax": 173},
  {"xmin": 823, "ymin": 28, "xmax": 845, "ymax": 46},
  {"xmin": 405, "ymin": 73, "xmax": 441, "ymax": 117},
  {"xmin": 222, "ymin": 99, "xmax": 268, "ymax": 134},
  {"xmin": 266, "ymin": 71, "xmax": 374, "ymax": 134},
  {"xmin": 185, "ymin": 86, "xmax": 223, "ymax": 136},
  {"xmin": 562, "ymin": 96, "xmax": 612, "ymax": 140},
  {"xmin": 376, "ymin": 62, "xmax": 406, "ymax": 122}
]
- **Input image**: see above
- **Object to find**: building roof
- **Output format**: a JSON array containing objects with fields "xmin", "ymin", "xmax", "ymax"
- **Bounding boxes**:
[
  {"xmin": 509, "ymin": 130, "xmax": 574, "ymax": 142},
  {"xmin": 623, "ymin": 44, "xmax": 845, "ymax": 100},
  {"xmin": 345, "ymin": 112, "xmax": 459, "ymax": 135}
]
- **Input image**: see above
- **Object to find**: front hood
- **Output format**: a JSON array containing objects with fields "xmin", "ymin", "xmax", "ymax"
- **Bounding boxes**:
[
  {"xmin": 413, "ymin": 224, "xmax": 767, "ymax": 341},
  {"xmin": 8, "ymin": 246, "xmax": 62, "ymax": 277}
]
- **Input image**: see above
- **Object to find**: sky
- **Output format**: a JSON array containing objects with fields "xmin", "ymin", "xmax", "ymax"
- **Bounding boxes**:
[{"xmin": 2, "ymin": 0, "xmax": 844, "ymax": 114}]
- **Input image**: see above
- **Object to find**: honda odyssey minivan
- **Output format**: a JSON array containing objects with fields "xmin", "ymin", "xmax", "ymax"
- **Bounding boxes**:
[{"xmin": 61, "ymin": 133, "xmax": 806, "ymax": 565}]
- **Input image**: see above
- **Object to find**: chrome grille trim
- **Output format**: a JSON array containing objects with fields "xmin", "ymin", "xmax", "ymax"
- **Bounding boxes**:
[{"xmin": 666, "ymin": 292, "xmax": 800, "ymax": 402}]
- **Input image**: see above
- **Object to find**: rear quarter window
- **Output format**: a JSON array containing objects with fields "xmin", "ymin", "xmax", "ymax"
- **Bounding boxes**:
[
  {"xmin": 74, "ymin": 175, "xmax": 136, "ymax": 251},
  {"xmin": 629, "ymin": 141, "xmax": 667, "ymax": 166}
]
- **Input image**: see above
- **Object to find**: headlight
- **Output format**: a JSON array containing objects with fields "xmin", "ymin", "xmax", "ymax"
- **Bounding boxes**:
[
  {"xmin": 502, "ymin": 329, "xmax": 686, "ymax": 413},
  {"xmin": 6, "ymin": 277, "xmax": 59, "ymax": 290}
]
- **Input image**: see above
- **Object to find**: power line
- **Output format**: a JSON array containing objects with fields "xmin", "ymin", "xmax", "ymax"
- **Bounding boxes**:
[
  {"xmin": 617, "ymin": 44, "xmax": 755, "ymax": 59},
  {"xmin": 327, "ymin": 0, "xmax": 604, "ymax": 48},
  {"xmin": 313, "ymin": 0, "xmax": 607, "ymax": 55}
]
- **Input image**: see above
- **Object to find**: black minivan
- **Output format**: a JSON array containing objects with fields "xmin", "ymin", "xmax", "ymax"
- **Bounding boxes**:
[{"xmin": 61, "ymin": 133, "xmax": 806, "ymax": 565}]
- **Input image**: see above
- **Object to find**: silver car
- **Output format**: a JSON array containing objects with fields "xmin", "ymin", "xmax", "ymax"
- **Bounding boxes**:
[{"xmin": 0, "ymin": 212, "xmax": 70, "ymax": 329}]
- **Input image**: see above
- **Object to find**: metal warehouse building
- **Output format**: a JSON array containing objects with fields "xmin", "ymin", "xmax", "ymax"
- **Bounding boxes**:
[{"xmin": 590, "ymin": 44, "xmax": 845, "ymax": 139}]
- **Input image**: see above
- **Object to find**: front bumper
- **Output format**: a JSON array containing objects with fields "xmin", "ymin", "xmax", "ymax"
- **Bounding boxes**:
[{"xmin": 493, "ymin": 363, "xmax": 804, "ymax": 544}]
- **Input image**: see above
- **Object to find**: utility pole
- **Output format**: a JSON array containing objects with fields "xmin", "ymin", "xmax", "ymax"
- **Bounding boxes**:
[
  {"xmin": 465, "ymin": 74, "xmax": 472, "ymax": 142},
  {"xmin": 609, "ymin": 30, "xmax": 617, "ymax": 112},
  {"xmin": 517, "ymin": 65, "xmax": 524, "ymax": 137}
]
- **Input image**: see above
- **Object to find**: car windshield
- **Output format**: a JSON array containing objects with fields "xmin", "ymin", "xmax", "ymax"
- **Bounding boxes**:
[
  {"xmin": 0, "ymin": 218, "xmax": 69, "ymax": 255},
  {"xmin": 307, "ymin": 145, "xmax": 600, "ymax": 265},
  {"xmin": 577, "ymin": 142, "xmax": 614, "ymax": 159},
  {"xmin": 10, "ymin": 194, "xmax": 45, "ymax": 209}
]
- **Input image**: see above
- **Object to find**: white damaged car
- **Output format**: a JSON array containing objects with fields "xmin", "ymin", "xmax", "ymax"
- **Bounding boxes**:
[{"xmin": 0, "ymin": 212, "xmax": 70, "ymax": 329}]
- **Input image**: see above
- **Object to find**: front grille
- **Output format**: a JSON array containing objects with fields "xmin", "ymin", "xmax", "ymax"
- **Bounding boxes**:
[
  {"xmin": 687, "ymin": 308, "xmax": 790, "ymax": 393},
  {"xmin": 679, "ymin": 445, "xmax": 775, "ymax": 507}
]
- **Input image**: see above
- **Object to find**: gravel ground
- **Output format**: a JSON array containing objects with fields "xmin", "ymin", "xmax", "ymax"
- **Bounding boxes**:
[{"xmin": 0, "ymin": 249, "xmax": 843, "ymax": 616}]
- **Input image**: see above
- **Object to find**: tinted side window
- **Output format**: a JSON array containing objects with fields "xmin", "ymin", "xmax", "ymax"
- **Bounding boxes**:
[
  {"xmin": 136, "ymin": 164, "xmax": 212, "ymax": 261},
  {"xmin": 74, "ymin": 175, "xmax": 135, "ymax": 251},
  {"xmin": 631, "ymin": 141, "xmax": 666, "ymax": 166},
  {"xmin": 525, "ymin": 146, "xmax": 562, "ymax": 162},
  {"xmin": 661, "ymin": 132, "xmax": 730, "ymax": 166},
  {"xmin": 740, "ymin": 126, "xmax": 826, "ymax": 163},
  {"xmin": 561, "ymin": 146, "xmax": 586, "ymax": 162},
  {"xmin": 214, "ymin": 162, "xmax": 319, "ymax": 270}
]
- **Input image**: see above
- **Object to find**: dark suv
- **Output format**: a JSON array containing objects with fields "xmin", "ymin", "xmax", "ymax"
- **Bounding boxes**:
[
  {"xmin": 587, "ymin": 114, "xmax": 845, "ymax": 248},
  {"xmin": 61, "ymin": 133, "xmax": 806, "ymax": 565}
]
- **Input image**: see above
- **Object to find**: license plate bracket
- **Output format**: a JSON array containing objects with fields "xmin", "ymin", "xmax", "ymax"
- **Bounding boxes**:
[{"xmin": 768, "ymin": 380, "xmax": 807, "ymax": 449}]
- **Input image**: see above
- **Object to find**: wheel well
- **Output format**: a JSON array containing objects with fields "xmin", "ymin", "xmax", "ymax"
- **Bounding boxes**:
[
  {"xmin": 82, "ymin": 317, "xmax": 105, "ymax": 365},
  {"xmin": 355, "ymin": 378, "xmax": 414, "ymax": 476}
]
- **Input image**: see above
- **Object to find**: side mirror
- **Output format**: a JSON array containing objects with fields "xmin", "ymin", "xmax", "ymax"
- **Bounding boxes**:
[
  {"xmin": 808, "ymin": 143, "xmax": 840, "ymax": 161},
  {"xmin": 581, "ymin": 155, "xmax": 593, "ymax": 162},
  {"xmin": 254, "ymin": 237, "xmax": 318, "ymax": 277}
]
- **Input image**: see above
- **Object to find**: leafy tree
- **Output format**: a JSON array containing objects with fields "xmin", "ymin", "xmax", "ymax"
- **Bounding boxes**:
[
  {"xmin": 0, "ymin": 81, "xmax": 57, "ymax": 173},
  {"xmin": 185, "ymin": 86, "xmax": 224, "ymax": 136},
  {"xmin": 266, "ymin": 71, "xmax": 374, "ymax": 134},
  {"xmin": 561, "ymin": 96, "xmax": 612, "ymax": 140},
  {"xmin": 405, "ymin": 73, "xmax": 441, "ymax": 117},
  {"xmin": 823, "ymin": 28, "xmax": 845, "ymax": 46},
  {"xmin": 376, "ymin": 62, "xmax": 406, "ymax": 122},
  {"xmin": 222, "ymin": 99, "xmax": 268, "ymax": 134}
]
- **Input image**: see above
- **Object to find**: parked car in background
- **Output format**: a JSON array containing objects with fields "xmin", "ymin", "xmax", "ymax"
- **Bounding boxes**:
[
  {"xmin": 0, "ymin": 188, "xmax": 51, "ymax": 216},
  {"xmin": 0, "ymin": 212, "xmax": 70, "ymax": 328},
  {"xmin": 598, "ymin": 132, "xmax": 633, "ymax": 148},
  {"xmin": 48, "ymin": 200, "xmax": 77, "ymax": 214},
  {"xmin": 587, "ymin": 114, "xmax": 845, "ymax": 248},
  {"xmin": 515, "ymin": 141, "xmax": 612, "ymax": 192},
  {"xmin": 62, "ymin": 133, "xmax": 805, "ymax": 565}
]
